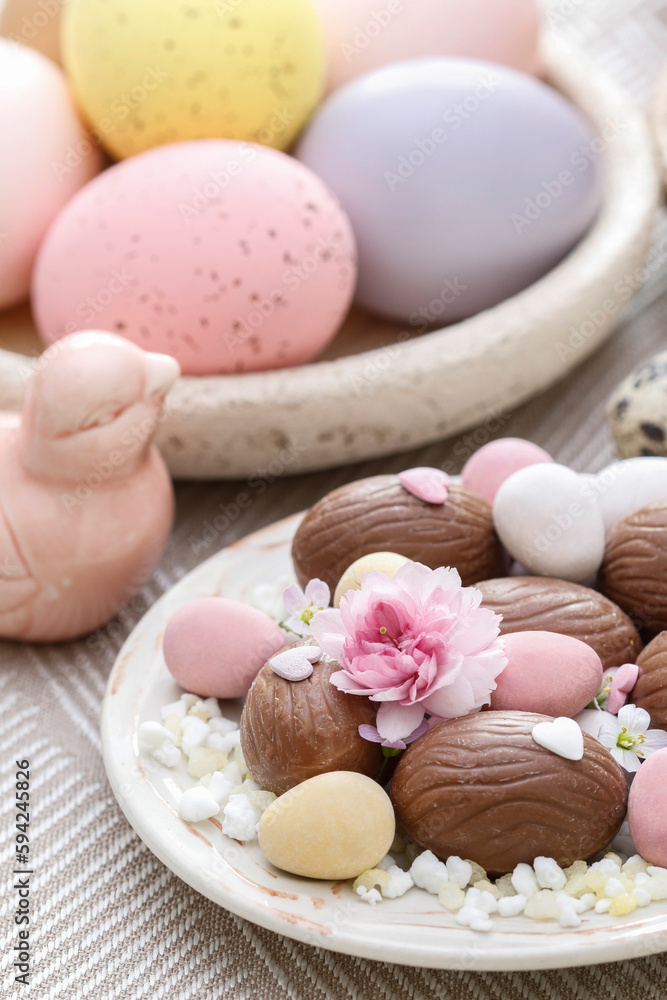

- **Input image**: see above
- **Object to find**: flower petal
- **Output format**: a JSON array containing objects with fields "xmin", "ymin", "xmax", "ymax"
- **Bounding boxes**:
[
  {"xmin": 309, "ymin": 607, "xmax": 346, "ymax": 659},
  {"xmin": 607, "ymin": 663, "xmax": 639, "ymax": 715},
  {"xmin": 358, "ymin": 724, "xmax": 383, "ymax": 743},
  {"xmin": 641, "ymin": 731, "xmax": 667, "ymax": 756},
  {"xmin": 305, "ymin": 578, "xmax": 331, "ymax": 609},
  {"xmin": 284, "ymin": 616, "xmax": 310, "ymax": 637},
  {"xmin": 376, "ymin": 701, "xmax": 425, "ymax": 742},
  {"xmin": 282, "ymin": 583, "xmax": 306, "ymax": 616}
]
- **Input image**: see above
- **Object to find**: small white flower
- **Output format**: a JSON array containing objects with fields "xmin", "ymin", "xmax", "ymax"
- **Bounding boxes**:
[
  {"xmin": 597, "ymin": 704, "xmax": 667, "ymax": 772},
  {"xmin": 282, "ymin": 579, "xmax": 331, "ymax": 636}
]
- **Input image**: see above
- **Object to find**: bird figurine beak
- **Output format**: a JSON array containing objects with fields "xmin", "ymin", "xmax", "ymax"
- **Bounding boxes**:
[{"xmin": 144, "ymin": 353, "xmax": 181, "ymax": 399}]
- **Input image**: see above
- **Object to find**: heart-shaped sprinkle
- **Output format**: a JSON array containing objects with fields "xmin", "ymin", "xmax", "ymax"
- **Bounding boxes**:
[
  {"xmin": 270, "ymin": 646, "xmax": 323, "ymax": 682},
  {"xmin": 532, "ymin": 717, "xmax": 584, "ymax": 761},
  {"xmin": 398, "ymin": 467, "xmax": 450, "ymax": 504}
]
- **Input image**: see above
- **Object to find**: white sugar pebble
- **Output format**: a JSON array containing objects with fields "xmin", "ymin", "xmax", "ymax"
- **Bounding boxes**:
[
  {"xmin": 556, "ymin": 893, "xmax": 586, "ymax": 914},
  {"xmin": 497, "ymin": 894, "xmax": 527, "ymax": 917},
  {"xmin": 595, "ymin": 898, "xmax": 611, "ymax": 914},
  {"xmin": 179, "ymin": 786, "xmax": 220, "ymax": 822},
  {"xmin": 634, "ymin": 888, "xmax": 651, "ymax": 907},
  {"xmin": 152, "ymin": 741, "xmax": 181, "ymax": 767},
  {"xmin": 534, "ymin": 857, "xmax": 566, "ymax": 891},
  {"xmin": 511, "ymin": 863, "xmax": 540, "ymax": 899},
  {"xmin": 465, "ymin": 887, "xmax": 497, "ymax": 914},
  {"xmin": 446, "ymin": 856, "xmax": 473, "ymax": 888},
  {"xmin": 591, "ymin": 858, "xmax": 621, "ymax": 877},
  {"xmin": 559, "ymin": 904, "xmax": 582, "ymax": 928},
  {"xmin": 222, "ymin": 794, "xmax": 260, "ymax": 841},
  {"xmin": 223, "ymin": 760, "xmax": 243, "ymax": 787},
  {"xmin": 138, "ymin": 721, "xmax": 178, "ymax": 749},
  {"xmin": 634, "ymin": 872, "xmax": 650, "ymax": 887},
  {"xmin": 180, "ymin": 716, "xmax": 211, "ymax": 755},
  {"xmin": 381, "ymin": 866, "xmax": 414, "ymax": 899},
  {"xmin": 207, "ymin": 729, "xmax": 241, "ymax": 755},
  {"xmin": 208, "ymin": 716, "xmax": 239, "ymax": 736},
  {"xmin": 206, "ymin": 771, "xmax": 235, "ymax": 806},
  {"xmin": 648, "ymin": 866, "xmax": 667, "ymax": 878},
  {"xmin": 605, "ymin": 878, "xmax": 625, "ymax": 898},
  {"xmin": 410, "ymin": 851, "xmax": 449, "ymax": 894},
  {"xmin": 579, "ymin": 893, "xmax": 597, "ymax": 911},
  {"xmin": 180, "ymin": 693, "xmax": 199, "ymax": 709},
  {"xmin": 376, "ymin": 855, "xmax": 396, "ymax": 871},
  {"xmin": 356, "ymin": 886, "xmax": 382, "ymax": 906},
  {"xmin": 159, "ymin": 699, "xmax": 186, "ymax": 721},
  {"xmin": 456, "ymin": 906, "xmax": 493, "ymax": 932}
]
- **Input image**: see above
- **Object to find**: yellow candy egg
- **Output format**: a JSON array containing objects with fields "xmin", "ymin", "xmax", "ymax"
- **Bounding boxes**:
[{"xmin": 61, "ymin": 0, "xmax": 325, "ymax": 159}]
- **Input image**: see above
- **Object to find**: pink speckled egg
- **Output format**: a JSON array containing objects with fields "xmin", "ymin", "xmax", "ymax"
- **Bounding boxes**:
[
  {"xmin": 32, "ymin": 140, "xmax": 357, "ymax": 374},
  {"xmin": 490, "ymin": 631, "xmax": 603, "ymax": 718},
  {"xmin": 316, "ymin": 0, "xmax": 541, "ymax": 94},
  {"xmin": 163, "ymin": 597, "xmax": 286, "ymax": 699},
  {"xmin": 461, "ymin": 438, "xmax": 553, "ymax": 505},
  {"xmin": 0, "ymin": 39, "xmax": 101, "ymax": 310}
]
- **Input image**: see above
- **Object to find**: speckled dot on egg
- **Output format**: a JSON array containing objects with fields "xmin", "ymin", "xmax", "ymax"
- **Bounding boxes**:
[
  {"xmin": 32, "ymin": 140, "xmax": 357, "ymax": 375},
  {"xmin": 61, "ymin": 0, "xmax": 325, "ymax": 159}
]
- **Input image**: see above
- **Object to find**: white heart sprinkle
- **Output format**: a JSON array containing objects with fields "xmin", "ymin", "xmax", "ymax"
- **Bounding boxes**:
[
  {"xmin": 270, "ymin": 646, "xmax": 322, "ymax": 681},
  {"xmin": 532, "ymin": 717, "xmax": 584, "ymax": 761}
]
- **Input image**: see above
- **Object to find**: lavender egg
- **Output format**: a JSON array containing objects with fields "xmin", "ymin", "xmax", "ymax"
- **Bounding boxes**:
[{"xmin": 296, "ymin": 58, "xmax": 602, "ymax": 325}]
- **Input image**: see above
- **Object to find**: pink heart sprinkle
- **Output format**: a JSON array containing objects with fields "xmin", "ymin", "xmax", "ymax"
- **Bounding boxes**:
[
  {"xmin": 398, "ymin": 467, "xmax": 450, "ymax": 504},
  {"xmin": 607, "ymin": 662, "xmax": 640, "ymax": 715},
  {"xmin": 270, "ymin": 646, "xmax": 322, "ymax": 682}
]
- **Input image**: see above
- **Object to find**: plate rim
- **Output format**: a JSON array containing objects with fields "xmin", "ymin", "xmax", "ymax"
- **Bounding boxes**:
[{"xmin": 101, "ymin": 514, "xmax": 667, "ymax": 971}]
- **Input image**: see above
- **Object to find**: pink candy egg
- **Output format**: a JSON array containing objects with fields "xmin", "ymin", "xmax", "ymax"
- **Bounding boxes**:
[
  {"xmin": 163, "ymin": 597, "xmax": 286, "ymax": 699},
  {"xmin": 490, "ymin": 631, "xmax": 603, "ymax": 717},
  {"xmin": 628, "ymin": 748, "xmax": 667, "ymax": 867},
  {"xmin": 0, "ymin": 39, "xmax": 101, "ymax": 310},
  {"xmin": 32, "ymin": 140, "xmax": 357, "ymax": 374},
  {"xmin": 316, "ymin": 0, "xmax": 541, "ymax": 94},
  {"xmin": 461, "ymin": 438, "xmax": 553, "ymax": 505}
]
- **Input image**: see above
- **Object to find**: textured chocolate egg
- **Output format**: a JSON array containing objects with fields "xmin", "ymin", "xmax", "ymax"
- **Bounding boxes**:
[
  {"xmin": 599, "ymin": 500, "xmax": 667, "ymax": 636},
  {"xmin": 292, "ymin": 476, "xmax": 503, "ymax": 592},
  {"xmin": 632, "ymin": 631, "xmax": 667, "ymax": 731},
  {"xmin": 240, "ymin": 640, "xmax": 382, "ymax": 796},
  {"xmin": 477, "ymin": 576, "xmax": 642, "ymax": 669},
  {"xmin": 391, "ymin": 711, "xmax": 627, "ymax": 875}
]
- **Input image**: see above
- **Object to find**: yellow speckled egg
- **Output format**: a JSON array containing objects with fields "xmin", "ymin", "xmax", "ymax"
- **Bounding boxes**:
[{"xmin": 61, "ymin": 0, "xmax": 326, "ymax": 160}]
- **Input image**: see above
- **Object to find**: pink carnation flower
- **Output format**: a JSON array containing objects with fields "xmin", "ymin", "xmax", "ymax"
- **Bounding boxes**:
[{"xmin": 310, "ymin": 561, "xmax": 507, "ymax": 741}]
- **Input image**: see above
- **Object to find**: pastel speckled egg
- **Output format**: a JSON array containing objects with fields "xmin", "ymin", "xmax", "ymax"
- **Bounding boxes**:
[
  {"xmin": 163, "ymin": 597, "xmax": 286, "ymax": 699},
  {"xmin": 32, "ymin": 140, "xmax": 357, "ymax": 374},
  {"xmin": 489, "ymin": 631, "xmax": 603, "ymax": 717},
  {"xmin": 0, "ymin": 40, "xmax": 101, "ymax": 310},
  {"xmin": 297, "ymin": 59, "xmax": 601, "ymax": 324},
  {"xmin": 316, "ymin": 0, "xmax": 541, "ymax": 94},
  {"xmin": 461, "ymin": 438, "xmax": 553, "ymax": 505},
  {"xmin": 61, "ymin": 0, "xmax": 325, "ymax": 160}
]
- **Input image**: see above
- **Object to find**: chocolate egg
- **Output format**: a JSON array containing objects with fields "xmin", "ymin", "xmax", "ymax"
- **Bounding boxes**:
[
  {"xmin": 632, "ymin": 631, "xmax": 667, "ymax": 731},
  {"xmin": 240, "ymin": 640, "xmax": 382, "ymax": 795},
  {"xmin": 390, "ymin": 711, "xmax": 627, "ymax": 874},
  {"xmin": 292, "ymin": 476, "xmax": 503, "ymax": 592},
  {"xmin": 477, "ymin": 576, "xmax": 642, "ymax": 670},
  {"xmin": 599, "ymin": 499, "xmax": 667, "ymax": 636}
]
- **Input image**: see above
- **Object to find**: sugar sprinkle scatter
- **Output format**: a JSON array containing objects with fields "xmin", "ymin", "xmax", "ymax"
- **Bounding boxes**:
[{"xmin": 141, "ymin": 692, "xmax": 666, "ymax": 931}]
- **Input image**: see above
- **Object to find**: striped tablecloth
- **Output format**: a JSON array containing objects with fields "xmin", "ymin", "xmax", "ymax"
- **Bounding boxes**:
[{"xmin": 4, "ymin": 0, "xmax": 667, "ymax": 995}]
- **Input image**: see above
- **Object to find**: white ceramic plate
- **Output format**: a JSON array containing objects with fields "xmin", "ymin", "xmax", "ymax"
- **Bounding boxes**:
[
  {"xmin": 1, "ymin": 39, "xmax": 659, "ymax": 480},
  {"xmin": 101, "ymin": 515, "xmax": 667, "ymax": 970}
]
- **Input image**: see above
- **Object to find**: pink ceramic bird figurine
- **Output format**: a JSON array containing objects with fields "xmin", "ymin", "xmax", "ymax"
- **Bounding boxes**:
[{"xmin": 0, "ymin": 331, "xmax": 179, "ymax": 641}]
